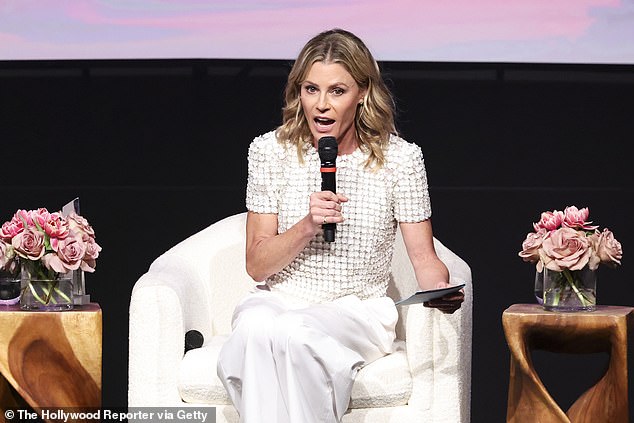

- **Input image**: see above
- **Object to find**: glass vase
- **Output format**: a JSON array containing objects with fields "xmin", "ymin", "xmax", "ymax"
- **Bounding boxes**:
[
  {"xmin": 19, "ymin": 262, "xmax": 73, "ymax": 311},
  {"xmin": 0, "ymin": 275, "xmax": 21, "ymax": 306},
  {"xmin": 534, "ymin": 269, "xmax": 544, "ymax": 305},
  {"xmin": 20, "ymin": 278, "xmax": 74, "ymax": 311},
  {"xmin": 542, "ymin": 266, "xmax": 596, "ymax": 312}
]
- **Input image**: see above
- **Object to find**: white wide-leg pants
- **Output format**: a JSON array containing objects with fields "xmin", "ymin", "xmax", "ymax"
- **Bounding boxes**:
[{"xmin": 216, "ymin": 289, "xmax": 398, "ymax": 423}]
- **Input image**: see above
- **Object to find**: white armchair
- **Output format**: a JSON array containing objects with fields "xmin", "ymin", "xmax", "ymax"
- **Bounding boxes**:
[{"xmin": 129, "ymin": 212, "xmax": 472, "ymax": 422}]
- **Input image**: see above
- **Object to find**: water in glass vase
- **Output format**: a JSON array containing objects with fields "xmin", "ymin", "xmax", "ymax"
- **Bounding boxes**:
[
  {"xmin": 20, "ymin": 261, "xmax": 74, "ymax": 311},
  {"xmin": 534, "ymin": 269, "xmax": 544, "ymax": 305},
  {"xmin": 20, "ymin": 278, "xmax": 74, "ymax": 311},
  {"xmin": 542, "ymin": 266, "xmax": 596, "ymax": 312}
]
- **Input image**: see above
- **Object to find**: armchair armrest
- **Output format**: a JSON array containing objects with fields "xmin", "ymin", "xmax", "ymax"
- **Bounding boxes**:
[
  {"xmin": 404, "ymin": 294, "xmax": 472, "ymax": 422},
  {"xmin": 128, "ymin": 244, "xmax": 217, "ymax": 406},
  {"xmin": 129, "ymin": 214, "xmax": 249, "ymax": 406},
  {"xmin": 128, "ymin": 273, "xmax": 189, "ymax": 405},
  {"xmin": 390, "ymin": 233, "xmax": 473, "ymax": 422}
]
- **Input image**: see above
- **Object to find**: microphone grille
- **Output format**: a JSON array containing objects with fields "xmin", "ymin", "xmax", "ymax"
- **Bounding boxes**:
[
  {"xmin": 185, "ymin": 329, "xmax": 204, "ymax": 352},
  {"xmin": 318, "ymin": 136, "xmax": 338, "ymax": 162}
]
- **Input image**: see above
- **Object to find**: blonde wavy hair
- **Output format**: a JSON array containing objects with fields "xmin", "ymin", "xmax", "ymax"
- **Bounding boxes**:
[{"xmin": 276, "ymin": 28, "xmax": 397, "ymax": 169}]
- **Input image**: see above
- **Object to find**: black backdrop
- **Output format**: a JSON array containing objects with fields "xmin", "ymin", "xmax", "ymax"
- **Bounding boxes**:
[{"xmin": 1, "ymin": 59, "xmax": 633, "ymax": 421}]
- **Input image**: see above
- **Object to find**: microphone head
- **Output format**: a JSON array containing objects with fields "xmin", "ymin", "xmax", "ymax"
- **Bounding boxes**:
[
  {"xmin": 318, "ymin": 136, "xmax": 338, "ymax": 164},
  {"xmin": 185, "ymin": 329, "xmax": 204, "ymax": 353}
]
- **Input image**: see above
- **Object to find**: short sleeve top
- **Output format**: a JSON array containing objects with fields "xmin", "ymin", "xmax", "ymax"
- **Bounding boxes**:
[{"xmin": 246, "ymin": 131, "xmax": 432, "ymax": 303}]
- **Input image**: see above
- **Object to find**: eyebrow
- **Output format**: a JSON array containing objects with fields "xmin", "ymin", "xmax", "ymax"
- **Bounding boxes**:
[{"xmin": 303, "ymin": 79, "xmax": 352, "ymax": 88}]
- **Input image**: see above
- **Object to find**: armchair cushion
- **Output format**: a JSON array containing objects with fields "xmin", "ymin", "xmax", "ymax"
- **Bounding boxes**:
[
  {"xmin": 348, "ymin": 341, "xmax": 411, "ymax": 409},
  {"xmin": 179, "ymin": 338, "xmax": 412, "ymax": 409}
]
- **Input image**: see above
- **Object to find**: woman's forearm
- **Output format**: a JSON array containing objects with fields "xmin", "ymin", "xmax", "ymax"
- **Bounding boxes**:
[
  {"xmin": 399, "ymin": 220, "xmax": 450, "ymax": 290},
  {"xmin": 246, "ymin": 213, "xmax": 316, "ymax": 282},
  {"xmin": 246, "ymin": 192, "xmax": 347, "ymax": 282},
  {"xmin": 412, "ymin": 256, "xmax": 450, "ymax": 290}
]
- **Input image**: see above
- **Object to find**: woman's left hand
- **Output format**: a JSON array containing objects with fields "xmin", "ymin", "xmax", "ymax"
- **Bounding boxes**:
[{"xmin": 424, "ymin": 282, "xmax": 465, "ymax": 314}]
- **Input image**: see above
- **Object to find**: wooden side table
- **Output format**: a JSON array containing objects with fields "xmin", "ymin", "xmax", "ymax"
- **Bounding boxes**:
[
  {"xmin": 0, "ymin": 303, "xmax": 102, "ymax": 415},
  {"xmin": 503, "ymin": 303, "xmax": 633, "ymax": 423}
]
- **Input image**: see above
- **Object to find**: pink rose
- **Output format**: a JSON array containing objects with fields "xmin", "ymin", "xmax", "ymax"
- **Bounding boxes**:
[
  {"xmin": 518, "ymin": 228, "xmax": 547, "ymax": 264},
  {"xmin": 539, "ymin": 227, "xmax": 592, "ymax": 271},
  {"xmin": 81, "ymin": 238, "xmax": 102, "ymax": 272},
  {"xmin": 0, "ymin": 240, "xmax": 16, "ymax": 271},
  {"xmin": 68, "ymin": 213, "xmax": 96, "ymax": 239},
  {"xmin": 11, "ymin": 227, "xmax": 46, "ymax": 260},
  {"xmin": 45, "ymin": 235, "xmax": 86, "ymax": 273},
  {"xmin": 533, "ymin": 210, "xmax": 564, "ymax": 231},
  {"xmin": 0, "ymin": 219, "xmax": 24, "ymax": 240},
  {"xmin": 29, "ymin": 208, "xmax": 51, "ymax": 230},
  {"xmin": 587, "ymin": 232, "xmax": 602, "ymax": 270},
  {"xmin": 595, "ymin": 228, "xmax": 623, "ymax": 268},
  {"xmin": 562, "ymin": 206, "xmax": 598, "ymax": 230},
  {"xmin": 15, "ymin": 209, "xmax": 34, "ymax": 226},
  {"xmin": 44, "ymin": 212, "xmax": 70, "ymax": 239}
]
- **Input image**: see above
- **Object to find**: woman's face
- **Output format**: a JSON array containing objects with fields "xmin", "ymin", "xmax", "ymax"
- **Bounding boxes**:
[{"xmin": 300, "ymin": 61, "xmax": 365, "ymax": 153}]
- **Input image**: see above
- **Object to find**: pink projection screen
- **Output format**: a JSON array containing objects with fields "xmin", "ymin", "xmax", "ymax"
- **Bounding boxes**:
[{"xmin": 1, "ymin": 0, "xmax": 633, "ymax": 64}]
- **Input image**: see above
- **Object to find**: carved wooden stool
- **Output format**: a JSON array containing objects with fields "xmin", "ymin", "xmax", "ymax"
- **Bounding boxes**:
[
  {"xmin": 503, "ymin": 303, "xmax": 633, "ymax": 423},
  {"xmin": 0, "ymin": 303, "xmax": 102, "ymax": 416}
]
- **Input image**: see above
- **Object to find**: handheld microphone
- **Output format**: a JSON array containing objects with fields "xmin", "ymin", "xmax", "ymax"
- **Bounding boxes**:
[{"xmin": 318, "ymin": 136, "xmax": 338, "ymax": 242}]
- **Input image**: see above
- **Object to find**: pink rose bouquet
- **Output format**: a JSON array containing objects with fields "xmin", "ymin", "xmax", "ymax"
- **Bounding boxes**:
[
  {"xmin": 519, "ymin": 206, "xmax": 622, "ymax": 309},
  {"xmin": 0, "ymin": 208, "xmax": 102, "ymax": 280},
  {"xmin": 520, "ymin": 206, "xmax": 622, "ymax": 272}
]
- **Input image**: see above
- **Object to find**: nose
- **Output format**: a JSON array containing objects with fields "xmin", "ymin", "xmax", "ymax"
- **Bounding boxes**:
[{"xmin": 317, "ymin": 92, "xmax": 329, "ymax": 111}]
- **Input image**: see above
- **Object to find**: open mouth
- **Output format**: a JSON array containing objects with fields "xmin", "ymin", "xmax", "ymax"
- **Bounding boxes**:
[{"xmin": 314, "ymin": 117, "xmax": 335, "ymax": 131}]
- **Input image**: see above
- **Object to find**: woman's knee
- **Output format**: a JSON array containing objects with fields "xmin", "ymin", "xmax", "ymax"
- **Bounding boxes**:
[
  {"xmin": 269, "ymin": 313, "xmax": 316, "ymax": 358},
  {"xmin": 232, "ymin": 301, "xmax": 278, "ymax": 330}
]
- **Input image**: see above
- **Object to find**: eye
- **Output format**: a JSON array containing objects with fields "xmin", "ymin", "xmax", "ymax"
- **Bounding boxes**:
[
  {"xmin": 331, "ymin": 87, "xmax": 345, "ymax": 96},
  {"xmin": 304, "ymin": 85, "xmax": 318, "ymax": 94}
]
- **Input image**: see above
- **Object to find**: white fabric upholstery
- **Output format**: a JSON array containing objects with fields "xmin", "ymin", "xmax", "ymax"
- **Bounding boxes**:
[{"xmin": 129, "ymin": 212, "xmax": 473, "ymax": 422}]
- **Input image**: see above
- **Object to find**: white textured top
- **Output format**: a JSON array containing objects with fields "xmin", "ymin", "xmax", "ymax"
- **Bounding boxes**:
[{"xmin": 246, "ymin": 131, "xmax": 432, "ymax": 303}]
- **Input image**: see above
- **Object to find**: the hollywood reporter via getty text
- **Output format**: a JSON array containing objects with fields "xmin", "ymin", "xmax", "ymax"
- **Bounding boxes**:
[{"xmin": 3, "ymin": 407, "xmax": 216, "ymax": 422}]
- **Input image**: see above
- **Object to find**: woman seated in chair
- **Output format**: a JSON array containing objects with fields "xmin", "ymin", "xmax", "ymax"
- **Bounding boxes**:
[{"xmin": 217, "ymin": 28, "xmax": 464, "ymax": 423}]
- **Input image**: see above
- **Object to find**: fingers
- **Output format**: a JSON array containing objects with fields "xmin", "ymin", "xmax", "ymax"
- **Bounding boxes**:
[
  {"xmin": 309, "ymin": 192, "xmax": 348, "ymax": 226},
  {"xmin": 424, "ymin": 301, "xmax": 462, "ymax": 314},
  {"xmin": 312, "ymin": 191, "xmax": 348, "ymax": 205},
  {"xmin": 424, "ymin": 291, "xmax": 465, "ymax": 314},
  {"xmin": 335, "ymin": 193, "xmax": 348, "ymax": 203}
]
